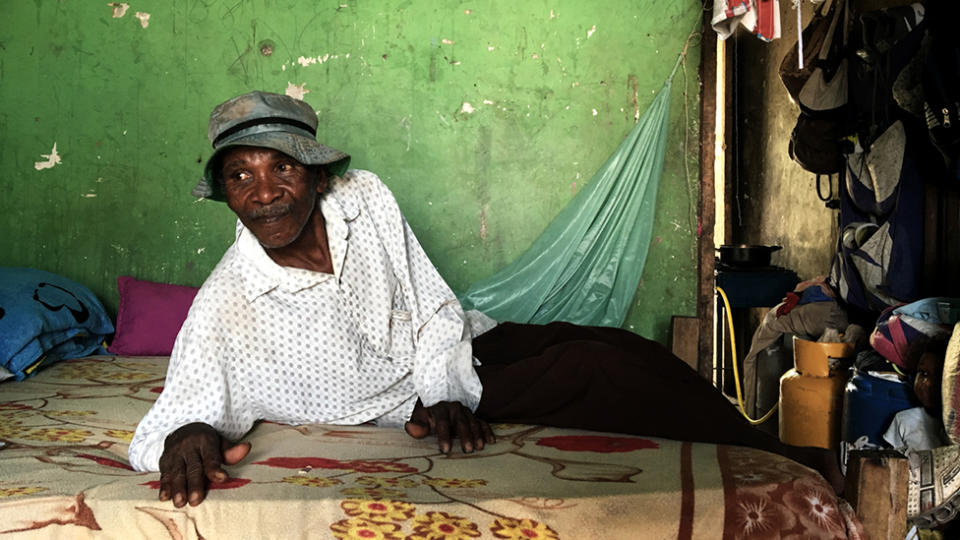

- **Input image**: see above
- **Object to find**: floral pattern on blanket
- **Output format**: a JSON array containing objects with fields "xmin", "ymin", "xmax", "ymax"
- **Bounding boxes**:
[
  {"xmin": 0, "ymin": 356, "xmax": 864, "ymax": 538},
  {"xmin": 720, "ymin": 446, "xmax": 859, "ymax": 539}
]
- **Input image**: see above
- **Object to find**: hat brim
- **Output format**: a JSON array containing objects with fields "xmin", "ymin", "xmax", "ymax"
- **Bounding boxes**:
[{"xmin": 192, "ymin": 131, "xmax": 350, "ymax": 202}]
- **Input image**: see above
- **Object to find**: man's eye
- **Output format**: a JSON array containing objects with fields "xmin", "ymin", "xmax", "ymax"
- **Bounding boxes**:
[{"xmin": 225, "ymin": 171, "xmax": 251, "ymax": 186}]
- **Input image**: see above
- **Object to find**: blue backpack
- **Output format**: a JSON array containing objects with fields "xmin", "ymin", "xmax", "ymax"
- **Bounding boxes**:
[{"xmin": 828, "ymin": 119, "xmax": 925, "ymax": 320}]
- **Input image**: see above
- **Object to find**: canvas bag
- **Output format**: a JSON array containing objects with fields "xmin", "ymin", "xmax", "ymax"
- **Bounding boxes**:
[
  {"xmin": 847, "ymin": 3, "xmax": 926, "ymax": 147},
  {"xmin": 922, "ymin": 41, "xmax": 960, "ymax": 180},
  {"xmin": 779, "ymin": 0, "xmax": 847, "ymax": 105},
  {"xmin": 827, "ymin": 124, "xmax": 924, "ymax": 317},
  {"xmin": 795, "ymin": 0, "xmax": 849, "ymax": 116},
  {"xmin": 844, "ymin": 120, "xmax": 907, "ymax": 217},
  {"xmin": 788, "ymin": 114, "xmax": 849, "ymax": 174},
  {"xmin": 920, "ymin": 3, "xmax": 960, "ymax": 180},
  {"xmin": 782, "ymin": 0, "xmax": 851, "ymax": 175}
]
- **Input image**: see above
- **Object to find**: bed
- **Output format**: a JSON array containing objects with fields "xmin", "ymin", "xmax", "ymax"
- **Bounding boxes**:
[{"xmin": 0, "ymin": 354, "xmax": 866, "ymax": 539}]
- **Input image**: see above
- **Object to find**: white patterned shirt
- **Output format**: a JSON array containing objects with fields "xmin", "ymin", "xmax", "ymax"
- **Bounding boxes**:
[{"xmin": 128, "ymin": 170, "xmax": 495, "ymax": 472}]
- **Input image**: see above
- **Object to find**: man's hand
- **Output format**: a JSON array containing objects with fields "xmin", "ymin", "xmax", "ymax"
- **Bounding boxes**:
[
  {"xmin": 158, "ymin": 422, "xmax": 250, "ymax": 507},
  {"xmin": 404, "ymin": 401, "xmax": 496, "ymax": 454}
]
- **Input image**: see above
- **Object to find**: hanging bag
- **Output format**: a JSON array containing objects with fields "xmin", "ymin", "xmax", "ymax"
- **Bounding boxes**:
[
  {"xmin": 782, "ymin": 0, "xmax": 852, "ymax": 175},
  {"xmin": 779, "ymin": 0, "xmax": 847, "ymax": 108},
  {"xmin": 920, "ymin": 3, "xmax": 960, "ymax": 179}
]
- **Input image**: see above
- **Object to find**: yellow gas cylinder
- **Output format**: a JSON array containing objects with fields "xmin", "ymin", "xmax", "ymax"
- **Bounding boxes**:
[{"xmin": 778, "ymin": 337, "xmax": 856, "ymax": 449}]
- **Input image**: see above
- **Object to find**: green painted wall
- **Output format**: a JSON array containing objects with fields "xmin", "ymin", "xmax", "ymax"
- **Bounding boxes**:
[{"xmin": 0, "ymin": 0, "xmax": 701, "ymax": 344}]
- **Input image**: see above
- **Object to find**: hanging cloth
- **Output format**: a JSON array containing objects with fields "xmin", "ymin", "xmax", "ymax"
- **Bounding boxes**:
[
  {"xmin": 459, "ymin": 76, "xmax": 675, "ymax": 328},
  {"xmin": 712, "ymin": 0, "xmax": 782, "ymax": 42}
]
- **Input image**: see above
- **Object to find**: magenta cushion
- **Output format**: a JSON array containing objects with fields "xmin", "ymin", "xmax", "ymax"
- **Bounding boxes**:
[{"xmin": 108, "ymin": 276, "xmax": 198, "ymax": 356}]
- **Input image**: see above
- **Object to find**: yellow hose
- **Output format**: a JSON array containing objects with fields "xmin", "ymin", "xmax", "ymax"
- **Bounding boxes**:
[{"xmin": 716, "ymin": 286, "xmax": 779, "ymax": 425}]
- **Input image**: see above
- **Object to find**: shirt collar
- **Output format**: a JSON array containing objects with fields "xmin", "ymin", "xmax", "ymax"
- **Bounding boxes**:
[{"xmin": 235, "ymin": 188, "xmax": 360, "ymax": 301}]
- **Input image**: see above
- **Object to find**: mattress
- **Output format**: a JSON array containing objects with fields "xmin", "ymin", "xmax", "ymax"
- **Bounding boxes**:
[{"xmin": 0, "ymin": 355, "xmax": 864, "ymax": 538}]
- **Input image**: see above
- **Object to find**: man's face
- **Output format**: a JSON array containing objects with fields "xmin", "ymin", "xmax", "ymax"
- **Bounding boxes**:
[{"xmin": 220, "ymin": 146, "xmax": 326, "ymax": 249}]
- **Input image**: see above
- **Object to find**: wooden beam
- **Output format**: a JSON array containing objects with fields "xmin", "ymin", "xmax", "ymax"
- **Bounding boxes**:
[
  {"xmin": 697, "ymin": 11, "xmax": 718, "ymax": 381},
  {"xmin": 671, "ymin": 315, "xmax": 700, "ymax": 371}
]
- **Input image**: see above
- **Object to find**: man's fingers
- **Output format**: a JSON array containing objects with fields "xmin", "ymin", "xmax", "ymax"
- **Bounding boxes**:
[
  {"xmin": 435, "ymin": 409, "xmax": 452, "ymax": 454},
  {"xmin": 405, "ymin": 401, "xmax": 495, "ymax": 454},
  {"xmin": 480, "ymin": 419, "xmax": 497, "ymax": 445},
  {"xmin": 201, "ymin": 439, "xmax": 227, "ymax": 484},
  {"xmin": 453, "ymin": 406, "xmax": 475, "ymax": 453},
  {"xmin": 158, "ymin": 461, "xmax": 179, "ymax": 502},
  {"xmin": 466, "ymin": 412, "xmax": 484, "ymax": 452},
  {"xmin": 404, "ymin": 420, "xmax": 431, "ymax": 439},
  {"xmin": 159, "ymin": 423, "xmax": 244, "ymax": 507},
  {"xmin": 183, "ymin": 449, "xmax": 206, "ymax": 507},
  {"xmin": 159, "ymin": 454, "xmax": 188, "ymax": 506},
  {"xmin": 222, "ymin": 442, "xmax": 251, "ymax": 467}
]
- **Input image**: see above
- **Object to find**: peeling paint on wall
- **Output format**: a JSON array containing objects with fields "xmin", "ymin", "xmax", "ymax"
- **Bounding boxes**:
[
  {"xmin": 3, "ymin": 0, "xmax": 702, "ymax": 344},
  {"xmin": 108, "ymin": 2, "xmax": 129, "ymax": 18},
  {"xmin": 479, "ymin": 204, "xmax": 489, "ymax": 240},
  {"xmin": 285, "ymin": 82, "xmax": 309, "ymax": 100},
  {"xmin": 135, "ymin": 12, "xmax": 150, "ymax": 28},
  {"xmin": 34, "ymin": 143, "xmax": 61, "ymax": 171},
  {"xmin": 297, "ymin": 54, "xmax": 333, "ymax": 67},
  {"xmin": 399, "ymin": 116, "xmax": 411, "ymax": 151}
]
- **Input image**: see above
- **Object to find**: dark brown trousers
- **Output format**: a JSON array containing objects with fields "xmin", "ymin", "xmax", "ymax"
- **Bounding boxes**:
[{"xmin": 473, "ymin": 321, "xmax": 764, "ymax": 447}]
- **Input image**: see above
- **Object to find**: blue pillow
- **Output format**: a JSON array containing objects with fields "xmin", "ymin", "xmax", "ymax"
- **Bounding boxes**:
[{"xmin": 0, "ymin": 267, "xmax": 114, "ymax": 381}]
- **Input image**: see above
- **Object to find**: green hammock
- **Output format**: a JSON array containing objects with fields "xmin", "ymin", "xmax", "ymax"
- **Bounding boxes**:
[{"xmin": 459, "ymin": 79, "xmax": 674, "ymax": 327}]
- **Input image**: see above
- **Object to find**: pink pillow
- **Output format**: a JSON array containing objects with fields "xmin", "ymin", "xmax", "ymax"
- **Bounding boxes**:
[{"xmin": 108, "ymin": 276, "xmax": 199, "ymax": 356}]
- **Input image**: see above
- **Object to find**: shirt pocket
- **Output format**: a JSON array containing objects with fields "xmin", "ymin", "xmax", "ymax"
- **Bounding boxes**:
[
  {"xmin": 388, "ymin": 309, "xmax": 415, "ymax": 361},
  {"xmin": 354, "ymin": 341, "xmax": 412, "ymax": 401}
]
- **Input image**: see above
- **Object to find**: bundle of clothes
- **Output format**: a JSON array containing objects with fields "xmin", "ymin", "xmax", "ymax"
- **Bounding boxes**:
[{"xmin": 744, "ymin": 283, "xmax": 960, "ymax": 528}]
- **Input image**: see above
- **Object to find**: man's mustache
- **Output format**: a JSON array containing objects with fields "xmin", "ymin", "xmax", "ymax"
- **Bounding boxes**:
[{"xmin": 248, "ymin": 203, "xmax": 293, "ymax": 220}]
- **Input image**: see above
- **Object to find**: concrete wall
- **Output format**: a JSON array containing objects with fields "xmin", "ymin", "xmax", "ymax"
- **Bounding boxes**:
[
  {"xmin": 0, "ymin": 1, "xmax": 701, "ymax": 344},
  {"xmin": 734, "ymin": 1, "xmax": 838, "ymax": 281},
  {"xmin": 734, "ymin": 0, "xmax": 919, "ymax": 281}
]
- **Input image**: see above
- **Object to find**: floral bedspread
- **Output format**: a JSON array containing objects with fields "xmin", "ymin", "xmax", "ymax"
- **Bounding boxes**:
[{"xmin": 0, "ymin": 356, "xmax": 864, "ymax": 539}]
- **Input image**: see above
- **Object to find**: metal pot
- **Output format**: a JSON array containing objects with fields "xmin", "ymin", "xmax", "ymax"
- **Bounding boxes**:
[{"xmin": 716, "ymin": 244, "xmax": 782, "ymax": 268}]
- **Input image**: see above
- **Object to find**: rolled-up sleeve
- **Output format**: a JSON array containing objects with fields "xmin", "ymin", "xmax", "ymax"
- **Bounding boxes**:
[
  {"xmin": 413, "ymin": 299, "xmax": 482, "ymax": 410},
  {"xmin": 128, "ymin": 291, "xmax": 255, "ymax": 472}
]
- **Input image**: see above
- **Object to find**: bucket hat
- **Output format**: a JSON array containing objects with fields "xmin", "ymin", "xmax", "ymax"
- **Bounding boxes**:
[{"xmin": 191, "ymin": 91, "xmax": 351, "ymax": 201}]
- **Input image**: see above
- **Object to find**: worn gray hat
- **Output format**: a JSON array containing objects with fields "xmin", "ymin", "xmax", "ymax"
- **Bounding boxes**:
[{"xmin": 191, "ymin": 91, "xmax": 351, "ymax": 201}]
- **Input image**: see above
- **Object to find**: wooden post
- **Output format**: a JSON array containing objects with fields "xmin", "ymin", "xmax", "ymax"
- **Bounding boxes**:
[
  {"xmin": 671, "ymin": 315, "xmax": 700, "ymax": 371},
  {"xmin": 844, "ymin": 449, "xmax": 909, "ymax": 539},
  {"xmin": 697, "ymin": 9, "xmax": 718, "ymax": 382}
]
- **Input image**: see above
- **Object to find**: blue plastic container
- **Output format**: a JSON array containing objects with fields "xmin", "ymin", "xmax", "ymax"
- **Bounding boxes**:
[{"xmin": 841, "ymin": 370, "xmax": 919, "ymax": 446}]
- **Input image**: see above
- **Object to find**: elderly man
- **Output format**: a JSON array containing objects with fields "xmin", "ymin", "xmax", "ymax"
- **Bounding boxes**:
[{"xmin": 129, "ymin": 91, "xmax": 841, "ymax": 508}]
